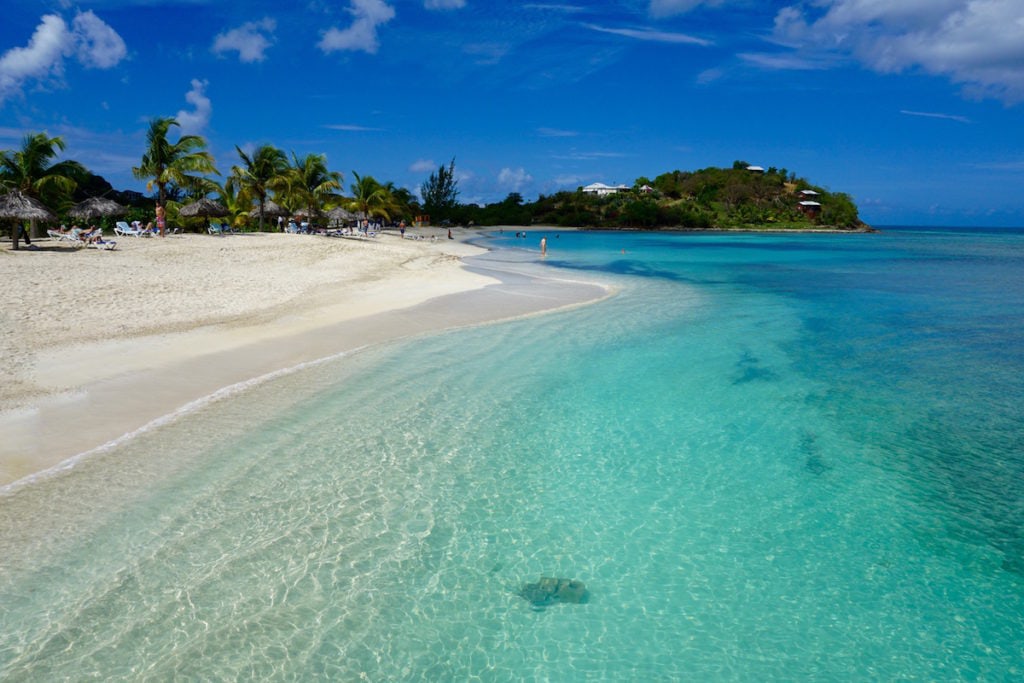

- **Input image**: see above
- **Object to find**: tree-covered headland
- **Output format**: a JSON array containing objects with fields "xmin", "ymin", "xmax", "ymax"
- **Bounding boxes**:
[{"xmin": 450, "ymin": 161, "xmax": 868, "ymax": 231}]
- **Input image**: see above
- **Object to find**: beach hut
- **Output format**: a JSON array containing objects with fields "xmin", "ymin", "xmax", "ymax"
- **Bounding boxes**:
[
  {"xmin": 0, "ymin": 190, "xmax": 56, "ymax": 250},
  {"xmin": 249, "ymin": 199, "xmax": 287, "ymax": 231},
  {"xmin": 69, "ymin": 197, "xmax": 127, "ymax": 231},
  {"xmin": 327, "ymin": 206, "xmax": 357, "ymax": 228},
  {"xmin": 798, "ymin": 200, "xmax": 822, "ymax": 218},
  {"xmin": 179, "ymin": 198, "xmax": 230, "ymax": 232}
]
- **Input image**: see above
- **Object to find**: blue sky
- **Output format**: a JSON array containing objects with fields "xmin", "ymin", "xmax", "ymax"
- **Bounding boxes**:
[{"xmin": 1, "ymin": 0, "xmax": 1023, "ymax": 226}]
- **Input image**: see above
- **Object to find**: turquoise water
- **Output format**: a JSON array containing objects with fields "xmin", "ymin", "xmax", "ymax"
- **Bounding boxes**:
[{"xmin": 2, "ymin": 227, "xmax": 1023, "ymax": 680}]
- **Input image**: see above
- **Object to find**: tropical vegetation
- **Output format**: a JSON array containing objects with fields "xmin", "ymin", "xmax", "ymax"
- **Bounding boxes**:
[
  {"xmin": 132, "ymin": 117, "xmax": 218, "ymax": 208},
  {"xmin": 3, "ymin": 123, "xmax": 867, "ymax": 239}
]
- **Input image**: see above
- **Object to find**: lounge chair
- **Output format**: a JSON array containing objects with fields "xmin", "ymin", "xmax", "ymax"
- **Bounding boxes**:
[
  {"xmin": 208, "ymin": 223, "xmax": 227, "ymax": 236},
  {"xmin": 47, "ymin": 228, "xmax": 87, "ymax": 247},
  {"xmin": 89, "ymin": 236, "xmax": 117, "ymax": 250},
  {"xmin": 115, "ymin": 221, "xmax": 145, "ymax": 237}
]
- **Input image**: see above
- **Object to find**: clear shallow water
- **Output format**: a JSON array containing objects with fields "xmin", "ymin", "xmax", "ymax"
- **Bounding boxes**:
[{"xmin": 2, "ymin": 227, "xmax": 1023, "ymax": 680}]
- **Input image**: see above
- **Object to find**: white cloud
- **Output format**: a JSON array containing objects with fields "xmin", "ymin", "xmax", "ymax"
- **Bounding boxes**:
[
  {"xmin": 900, "ymin": 109, "xmax": 971, "ymax": 124},
  {"xmin": 739, "ymin": 52, "xmax": 830, "ymax": 71},
  {"xmin": 319, "ymin": 0, "xmax": 396, "ymax": 54},
  {"xmin": 73, "ymin": 11, "xmax": 127, "ymax": 68},
  {"xmin": 524, "ymin": 4, "xmax": 585, "ymax": 11},
  {"xmin": 551, "ymin": 150, "xmax": 627, "ymax": 161},
  {"xmin": 649, "ymin": 0, "xmax": 728, "ymax": 19},
  {"xmin": 553, "ymin": 174, "xmax": 585, "ymax": 186},
  {"xmin": 537, "ymin": 127, "xmax": 578, "ymax": 137},
  {"xmin": 0, "ymin": 12, "xmax": 126, "ymax": 105},
  {"xmin": 772, "ymin": 0, "xmax": 1024, "ymax": 102},
  {"xmin": 409, "ymin": 159, "xmax": 436, "ymax": 172},
  {"xmin": 584, "ymin": 24, "xmax": 712, "ymax": 46},
  {"xmin": 498, "ymin": 167, "xmax": 533, "ymax": 191},
  {"xmin": 176, "ymin": 79, "xmax": 211, "ymax": 134},
  {"xmin": 696, "ymin": 67, "xmax": 724, "ymax": 84},
  {"xmin": 425, "ymin": 0, "xmax": 466, "ymax": 9},
  {"xmin": 972, "ymin": 160, "xmax": 1024, "ymax": 172},
  {"xmin": 0, "ymin": 15, "xmax": 68, "ymax": 102},
  {"xmin": 213, "ymin": 18, "xmax": 276, "ymax": 63},
  {"xmin": 324, "ymin": 123, "xmax": 384, "ymax": 131}
]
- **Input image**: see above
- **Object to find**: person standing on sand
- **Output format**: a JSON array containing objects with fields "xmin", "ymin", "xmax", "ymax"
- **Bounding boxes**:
[
  {"xmin": 540, "ymin": 236, "xmax": 547, "ymax": 257},
  {"xmin": 155, "ymin": 204, "xmax": 166, "ymax": 237}
]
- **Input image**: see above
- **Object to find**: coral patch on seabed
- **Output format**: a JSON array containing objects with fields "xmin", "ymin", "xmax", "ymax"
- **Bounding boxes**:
[{"xmin": 517, "ymin": 577, "xmax": 589, "ymax": 610}]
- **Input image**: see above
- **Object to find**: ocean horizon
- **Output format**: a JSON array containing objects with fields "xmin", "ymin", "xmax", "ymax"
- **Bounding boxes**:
[{"xmin": 2, "ymin": 225, "xmax": 1023, "ymax": 680}]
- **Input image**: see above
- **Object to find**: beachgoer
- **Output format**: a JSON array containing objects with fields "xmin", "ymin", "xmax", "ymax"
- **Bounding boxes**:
[
  {"xmin": 447, "ymin": 228, "xmax": 453, "ymax": 240},
  {"xmin": 540, "ymin": 236, "xmax": 547, "ymax": 257},
  {"xmin": 155, "ymin": 205, "xmax": 166, "ymax": 237},
  {"xmin": 12, "ymin": 221, "xmax": 31, "ymax": 249}
]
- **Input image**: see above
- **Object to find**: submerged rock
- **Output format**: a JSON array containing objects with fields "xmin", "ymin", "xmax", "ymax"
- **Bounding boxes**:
[{"xmin": 517, "ymin": 577, "xmax": 589, "ymax": 609}]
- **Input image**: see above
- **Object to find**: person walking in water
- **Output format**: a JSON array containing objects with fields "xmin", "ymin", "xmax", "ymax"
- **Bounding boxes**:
[{"xmin": 540, "ymin": 235, "xmax": 547, "ymax": 257}]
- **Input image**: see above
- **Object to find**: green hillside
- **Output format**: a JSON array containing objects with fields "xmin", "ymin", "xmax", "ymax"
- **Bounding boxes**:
[{"xmin": 457, "ymin": 162, "xmax": 868, "ymax": 231}]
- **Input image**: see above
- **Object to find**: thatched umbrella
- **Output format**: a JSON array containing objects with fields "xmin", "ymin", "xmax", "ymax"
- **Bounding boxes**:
[
  {"xmin": 250, "ymin": 199, "xmax": 287, "ymax": 231},
  {"xmin": 179, "ymin": 198, "xmax": 229, "ymax": 231},
  {"xmin": 68, "ymin": 197, "xmax": 127, "ymax": 222},
  {"xmin": 0, "ymin": 190, "xmax": 56, "ymax": 250},
  {"xmin": 326, "ymin": 206, "xmax": 356, "ymax": 227},
  {"xmin": 250, "ymin": 199, "xmax": 286, "ymax": 218}
]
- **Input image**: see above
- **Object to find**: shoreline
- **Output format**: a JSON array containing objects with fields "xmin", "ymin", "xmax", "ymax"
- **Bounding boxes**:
[{"xmin": 0, "ymin": 230, "xmax": 608, "ymax": 490}]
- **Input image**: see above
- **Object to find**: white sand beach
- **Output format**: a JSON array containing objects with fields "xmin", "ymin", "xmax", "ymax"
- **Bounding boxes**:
[{"xmin": 0, "ymin": 229, "xmax": 605, "ymax": 488}]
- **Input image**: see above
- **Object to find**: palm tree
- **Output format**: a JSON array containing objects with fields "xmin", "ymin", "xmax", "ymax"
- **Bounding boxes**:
[
  {"xmin": 227, "ymin": 144, "xmax": 289, "ymax": 231},
  {"xmin": 216, "ymin": 181, "xmax": 250, "ymax": 231},
  {"xmin": 283, "ymin": 153, "xmax": 342, "ymax": 225},
  {"xmin": 345, "ymin": 171, "xmax": 396, "ymax": 222},
  {"xmin": 132, "ymin": 117, "xmax": 218, "ymax": 208},
  {"xmin": 1, "ymin": 132, "xmax": 86, "ymax": 238}
]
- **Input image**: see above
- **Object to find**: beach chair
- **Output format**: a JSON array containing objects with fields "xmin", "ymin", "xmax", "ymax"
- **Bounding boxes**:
[
  {"xmin": 48, "ymin": 228, "xmax": 87, "ymax": 247},
  {"xmin": 115, "ymin": 221, "xmax": 144, "ymax": 237},
  {"xmin": 89, "ymin": 236, "xmax": 117, "ymax": 250},
  {"xmin": 208, "ymin": 223, "xmax": 226, "ymax": 236}
]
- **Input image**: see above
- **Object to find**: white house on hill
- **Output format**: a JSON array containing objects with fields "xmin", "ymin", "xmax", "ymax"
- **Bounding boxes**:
[{"xmin": 582, "ymin": 182, "xmax": 629, "ymax": 196}]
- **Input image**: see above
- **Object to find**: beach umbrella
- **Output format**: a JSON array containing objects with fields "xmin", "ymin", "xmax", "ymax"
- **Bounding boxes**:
[
  {"xmin": 0, "ymin": 190, "xmax": 56, "ymax": 221},
  {"xmin": 326, "ymin": 206, "xmax": 356, "ymax": 227},
  {"xmin": 68, "ymin": 197, "xmax": 127, "ymax": 221},
  {"xmin": 0, "ymin": 190, "xmax": 56, "ymax": 250},
  {"xmin": 249, "ymin": 199, "xmax": 287, "ymax": 219},
  {"xmin": 179, "ymin": 198, "xmax": 230, "ymax": 227}
]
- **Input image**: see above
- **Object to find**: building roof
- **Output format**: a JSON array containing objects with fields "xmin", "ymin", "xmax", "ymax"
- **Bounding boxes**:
[
  {"xmin": 582, "ymin": 182, "xmax": 629, "ymax": 193},
  {"xmin": 799, "ymin": 201, "xmax": 822, "ymax": 207},
  {"xmin": 745, "ymin": 165, "xmax": 765, "ymax": 172},
  {"xmin": 798, "ymin": 189, "xmax": 821, "ymax": 196}
]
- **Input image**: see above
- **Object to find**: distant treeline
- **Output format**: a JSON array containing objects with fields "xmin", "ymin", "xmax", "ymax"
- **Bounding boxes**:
[{"xmin": 444, "ymin": 162, "xmax": 865, "ymax": 230}]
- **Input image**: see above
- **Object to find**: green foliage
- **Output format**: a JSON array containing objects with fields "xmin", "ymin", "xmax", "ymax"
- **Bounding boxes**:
[
  {"xmin": 282, "ymin": 152, "xmax": 342, "ymax": 222},
  {"xmin": 228, "ymin": 144, "xmax": 289, "ymax": 230},
  {"xmin": 821, "ymin": 192, "xmax": 860, "ymax": 228},
  {"xmin": 420, "ymin": 157, "xmax": 459, "ymax": 221},
  {"xmin": 132, "ymin": 117, "xmax": 218, "ymax": 207},
  {"xmin": 0, "ymin": 132, "xmax": 86, "ymax": 207},
  {"xmin": 345, "ymin": 172, "xmax": 397, "ymax": 221}
]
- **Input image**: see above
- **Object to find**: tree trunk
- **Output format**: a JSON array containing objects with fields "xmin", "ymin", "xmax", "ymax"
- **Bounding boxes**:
[{"xmin": 29, "ymin": 218, "xmax": 43, "ymax": 240}]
